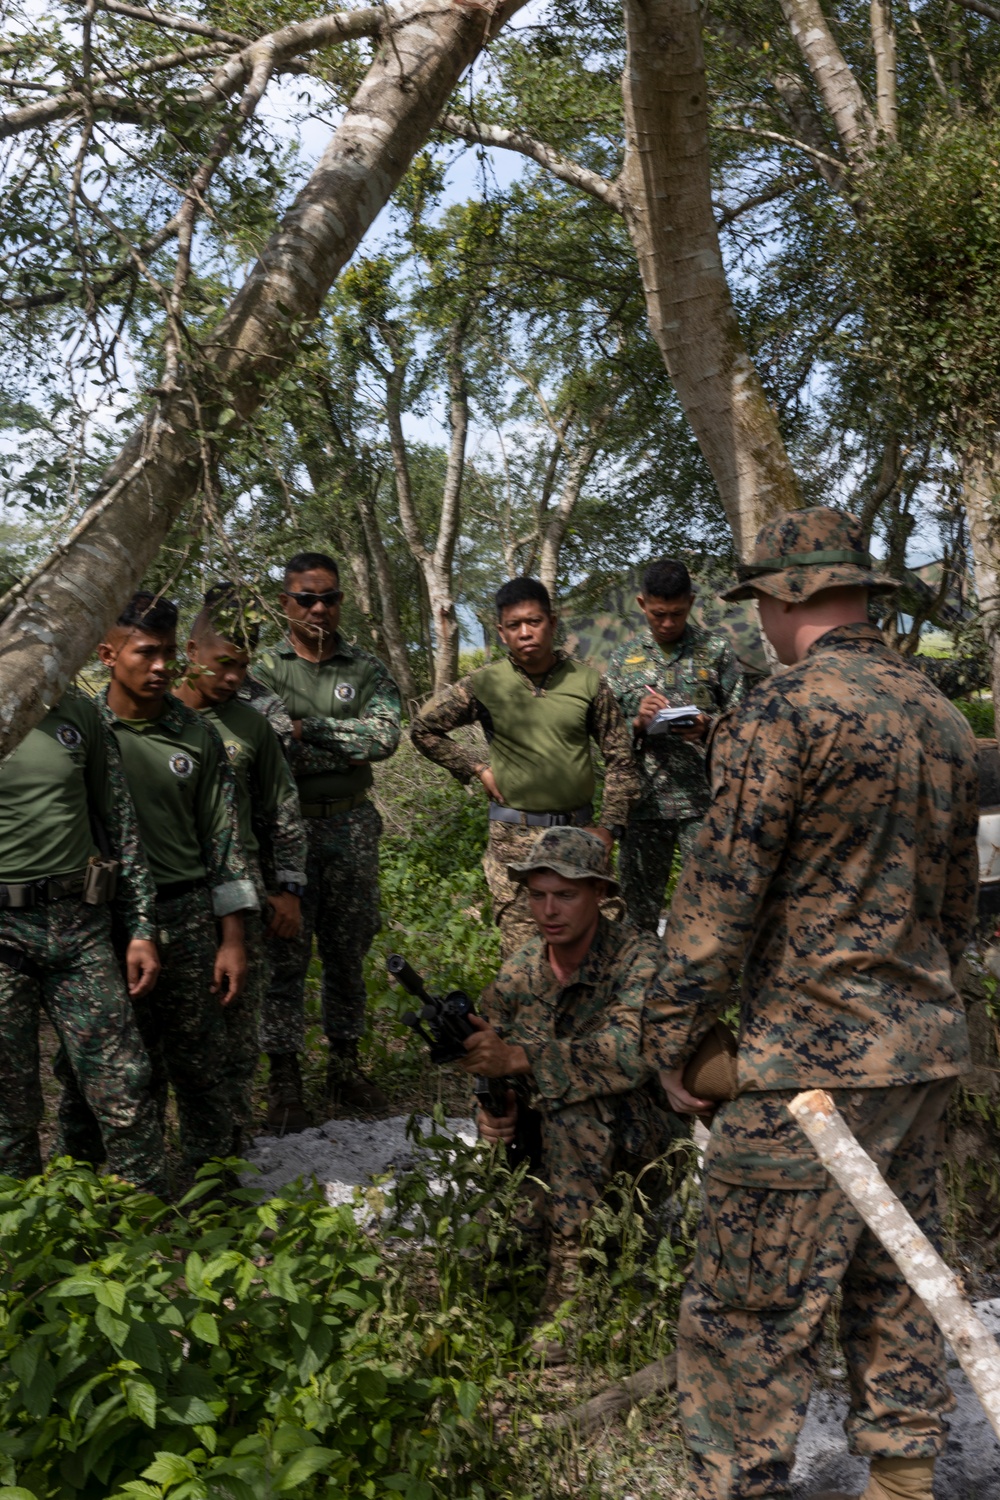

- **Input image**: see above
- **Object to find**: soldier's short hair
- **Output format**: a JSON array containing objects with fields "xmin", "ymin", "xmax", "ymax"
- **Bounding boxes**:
[
  {"xmin": 642, "ymin": 559, "xmax": 692, "ymax": 601},
  {"xmin": 117, "ymin": 591, "xmax": 178, "ymax": 636},
  {"xmin": 191, "ymin": 582, "xmax": 261, "ymax": 652},
  {"xmin": 495, "ymin": 576, "xmax": 552, "ymax": 618},
  {"xmin": 284, "ymin": 551, "xmax": 340, "ymax": 586}
]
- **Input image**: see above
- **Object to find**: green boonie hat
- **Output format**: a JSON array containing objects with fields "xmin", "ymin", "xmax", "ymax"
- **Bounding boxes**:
[
  {"xmin": 721, "ymin": 506, "xmax": 901, "ymax": 603},
  {"xmin": 507, "ymin": 826, "xmax": 619, "ymax": 895}
]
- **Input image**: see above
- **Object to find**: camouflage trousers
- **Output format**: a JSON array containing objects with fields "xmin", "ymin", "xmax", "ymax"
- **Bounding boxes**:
[
  {"xmin": 484, "ymin": 822, "xmax": 623, "ymax": 961},
  {"xmin": 58, "ymin": 887, "xmax": 233, "ymax": 1174},
  {"xmin": 515, "ymin": 1081, "xmax": 677, "ymax": 1241},
  {"xmin": 262, "ymin": 800, "xmax": 382, "ymax": 1052},
  {"xmin": 223, "ymin": 891, "xmax": 268, "ymax": 1149},
  {"xmin": 0, "ymin": 902, "xmax": 164, "ymax": 1191},
  {"xmin": 680, "ymin": 1080, "xmax": 956, "ymax": 1500},
  {"xmin": 618, "ymin": 814, "xmax": 703, "ymax": 932}
]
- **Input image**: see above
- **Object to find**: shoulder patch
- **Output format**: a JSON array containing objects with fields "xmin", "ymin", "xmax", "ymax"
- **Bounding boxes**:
[
  {"xmin": 335, "ymin": 682, "xmax": 357, "ymax": 702},
  {"xmin": 168, "ymin": 751, "xmax": 194, "ymax": 779},
  {"xmin": 55, "ymin": 722, "xmax": 83, "ymax": 749}
]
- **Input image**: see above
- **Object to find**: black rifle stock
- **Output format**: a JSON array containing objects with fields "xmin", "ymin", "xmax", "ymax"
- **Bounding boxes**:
[{"xmin": 386, "ymin": 953, "xmax": 509, "ymax": 1120}]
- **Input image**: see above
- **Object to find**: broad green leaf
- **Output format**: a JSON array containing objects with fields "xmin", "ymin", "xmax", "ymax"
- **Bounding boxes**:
[
  {"xmin": 161, "ymin": 1395, "xmax": 216, "ymax": 1425},
  {"xmin": 142, "ymin": 1452, "xmax": 197, "ymax": 1485},
  {"xmin": 95, "ymin": 1303, "xmax": 128, "ymax": 1348},
  {"xmin": 124, "ymin": 1379, "xmax": 157, "ymax": 1429},
  {"xmin": 0, "ymin": 1488, "xmax": 41, "ymax": 1499},
  {"xmin": 94, "ymin": 1281, "xmax": 126, "ymax": 1315},
  {"xmin": 23, "ymin": 1358, "xmax": 56, "ymax": 1419},
  {"xmin": 190, "ymin": 1312, "xmax": 219, "ymax": 1346},
  {"xmin": 272, "ymin": 1448, "xmax": 336, "ymax": 1492},
  {"xmin": 456, "ymin": 1380, "xmax": 480, "ymax": 1419}
]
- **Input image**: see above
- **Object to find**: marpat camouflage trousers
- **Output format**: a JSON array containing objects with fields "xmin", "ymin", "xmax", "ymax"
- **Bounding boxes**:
[
  {"xmin": 517, "ymin": 1082, "xmax": 676, "ymax": 1240},
  {"xmin": 484, "ymin": 822, "xmax": 624, "ymax": 961},
  {"xmin": 261, "ymin": 800, "xmax": 382, "ymax": 1051},
  {"xmin": 618, "ymin": 814, "xmax": 703, "ymax": 932},
  {"xmin": 0, "ymin": 902, "xmax": 164, "ymax": 1191},
  {"xmin": 680, "ymin": 1080, "xmax": 955, "ymax": 1500},
  {"xmin": 57, "ymin": 887, "xmax": 233, "ymax": 1173}
]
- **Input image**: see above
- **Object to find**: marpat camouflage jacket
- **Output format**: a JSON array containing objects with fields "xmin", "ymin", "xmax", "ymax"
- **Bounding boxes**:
[
  {"xmin": 605, "ymin": 620, "xmax": 745, "ymax": 821},
  {"xmin": 483, "ymin": 913, "xmax": 658, "ymax": 1112},
  {"xmin": 643, "ymin": 622, "xmax": 979, "ymax": 1091}
]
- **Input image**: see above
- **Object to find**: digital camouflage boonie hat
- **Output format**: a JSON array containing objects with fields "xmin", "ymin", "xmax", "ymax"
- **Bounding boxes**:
[
  {"xmin": 721, "ymin": 507, "xmax": 901, "ymax": 603},
  {"xmin": 507, "ymin": 826, "xmax": 620, "ymax": 895}
]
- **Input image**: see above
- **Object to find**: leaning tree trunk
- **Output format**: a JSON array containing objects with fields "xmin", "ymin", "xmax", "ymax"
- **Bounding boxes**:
[
  {"xmin": 620, "ymin": 0, "xmax": 802, "ymax": 555},
  {"xmin": 0, "ymin": 0, "xmax": 524, "ymax": 760},
  {"xmin": 354, "ymin": 486, "xmax": 419, "ymax": 707},
  {"xmin": 962, "ymin": 451, "xmax": 1000, "ymax": 737}
]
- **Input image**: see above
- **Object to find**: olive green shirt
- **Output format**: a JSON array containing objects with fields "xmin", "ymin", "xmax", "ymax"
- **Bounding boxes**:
[
  {"xmin": 98, "ymin": 689, "xmax": 257, "ymax": 917},
  {"xmin": 252, "ymin": 638, "xmax": 402, "ymax": 803},
  {"xmin": 0, "ymin": 688, "xmax": 157, "ymax": 939},
  {"xmin": 202, "ymin": 697, "xmax": 307, "ymax": 887}
]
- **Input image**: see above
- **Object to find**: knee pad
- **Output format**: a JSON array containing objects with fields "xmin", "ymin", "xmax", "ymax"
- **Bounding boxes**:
[{"xmin": 864, "ymin": 1456, "xmax": 935, "ymax": 1499}]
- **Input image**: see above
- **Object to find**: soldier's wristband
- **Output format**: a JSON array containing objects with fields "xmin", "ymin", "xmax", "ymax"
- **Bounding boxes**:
[{"xmin": 279, "ymin": 881, "xmax": 306, "ymax": 897}]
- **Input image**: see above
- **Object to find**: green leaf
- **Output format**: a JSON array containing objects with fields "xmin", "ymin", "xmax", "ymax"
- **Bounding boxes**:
[
  {"xmin": 123, "ymin": 1318, "xmax": 162, "ymax": 1373},
  {"xmin": 23, "ymin": 1358, "xmax": 56, "ymax": 1419},
  {"xmin": 142, "ymin": 1452, "xmax": 197, "ymax": 1485},
  {"xmin": 95, "ymin": 1281, "xmax": 126, "ymax": 1315},
  {"xmin": 10, "ymin": 1338, "xmax": 41, "ymax": 1388},
  {"xmin": 272, "ymin": 1448, "xmax": 336, "ymax": 1492},
  {"xmin": 190, "ymin": 1312, "xmax": 219, "ymax": 1346},
  {"xmin": 161, "ymin": 1395, "xmax": 215, "ymax": 1425},
  {"xmin": 95, "ymin": 1303, "xmax": 128, "ymax": 1348},
  {"xmin": 0, "ymin": 1488, "xmax": 41, "ymax": 1500},
  {"xmin": 124, "ymin": 1379, "xmax": 157, "ymax": 1429},
  {"xmin": 456, "ymin": 1380, "xmax": 480, "ymax": 1419}
]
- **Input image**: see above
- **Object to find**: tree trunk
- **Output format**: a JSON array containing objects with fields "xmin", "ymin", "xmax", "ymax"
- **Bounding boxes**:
[
  {"xmin": 0, "ymin": 0, "xmax": 524, "ymax": 760},
  {"xmin": 620, "ymin": 0, "xmax": 803, "ymax": 558},
  {"xmin": 870, "ymin": 0, "xmax": 898, "ymax": 137},
  {"xmin": 962, "ymin": 452, "xmax": 1000, "ymax": 736},
  {"xmin": 778, "ymin": 0, "xmax": 877, "ymax": 163},
  {"xmin": 538, "ymin": 400, "xmax": 616, "ymax": 600},
  {"xmin": 354, "ymin": 485, "xmax": 418, "ymax": 707}
]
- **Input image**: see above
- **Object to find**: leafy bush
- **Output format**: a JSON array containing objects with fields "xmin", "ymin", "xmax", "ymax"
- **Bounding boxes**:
[
  {"xmin": 0, "ymin": 1162, "xmax": 495, "ymax": 1500},
  {"xmin": 953, "ymin": 696, "xmax": 995, "ymax": 738}
]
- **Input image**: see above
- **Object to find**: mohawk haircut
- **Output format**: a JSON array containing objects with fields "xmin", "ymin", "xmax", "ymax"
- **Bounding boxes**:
[
  {"xmin": 191, "ymin": 582, "xmax": 261, "ymax": 652},
  {"xmin": 495, "ymin": 576, "xmax": 552, "ymax": 619},
  {"xmin": 284, "ymin": 551, "xmax": 340, "ymax": 587},
  {"xmin": 116, "ymin": 591, "xmax": 178, "ymax": 636}
]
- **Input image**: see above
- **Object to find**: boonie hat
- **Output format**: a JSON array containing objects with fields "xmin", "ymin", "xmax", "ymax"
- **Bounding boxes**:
[
  {"xmin": 721, "ymin": 506, "xmax": 900, "ymax": 603},
  {"xmin": 507, "ymin": 826, "xmax": 619, "ymax": 895}
]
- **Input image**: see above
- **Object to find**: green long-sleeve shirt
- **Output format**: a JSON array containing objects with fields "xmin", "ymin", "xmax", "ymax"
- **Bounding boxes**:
[
  {"xmin": 252, "ymin": 638, "xmax": 401, "ymax": 802},
  {"xmin": 201, "ymin": 697, "xmax": 306, "ymax": 888},
  {"xmin": 0, "ymin": 687, "xmax": 157, "ymax": 940},
  {"xmin": 98, "ymin": 689, "xmax": 257, "ymax": 917}
]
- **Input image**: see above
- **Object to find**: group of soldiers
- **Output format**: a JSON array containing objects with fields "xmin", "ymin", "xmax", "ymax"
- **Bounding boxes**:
[{"xmin": 0, "ymin": 505, "xmax": 980, "ymax": 1500}]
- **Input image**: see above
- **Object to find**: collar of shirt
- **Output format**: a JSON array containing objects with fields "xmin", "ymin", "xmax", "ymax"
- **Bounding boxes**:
[
  {"xmin": 276, "ymin": 634, "xmax": 357, "ymax": 663},
  {"xmin": 803, "ymin": 621, "xmax": 885, "ymax": 658},
  {"xmin": 527, "ymin": 913, "xmax": 622, "ymax": 999},
  {"xmin": 505, "ymin": 648, "xmax": 568, "ymax": 688},
  {"xmin": 96, "ymin": 686, "xmax": 190, "ymax": 735},
  {"xmin": 646, "ymin": 618, "xmax": 706, "ymax": 666}
]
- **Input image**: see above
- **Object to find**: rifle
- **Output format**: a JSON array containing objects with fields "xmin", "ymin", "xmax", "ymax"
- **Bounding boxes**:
[{"xmin": 386, "ymin": 954, "xmax": 510, "ymax": 1120}]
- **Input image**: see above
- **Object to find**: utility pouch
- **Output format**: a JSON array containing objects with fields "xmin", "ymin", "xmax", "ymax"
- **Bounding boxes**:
[{"xmin": 82, "ymin": 857, "xmax": 120, "ymax": 906}]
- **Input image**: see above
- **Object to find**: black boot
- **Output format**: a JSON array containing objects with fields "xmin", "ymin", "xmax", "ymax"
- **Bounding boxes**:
[
  {"xmin": 325, "ymin": 1040, "xmax": 388, "ymax": 1115},
  {"xmin": 266, "ymin": 1053, "xmax": 311, "ymax": 1134}
]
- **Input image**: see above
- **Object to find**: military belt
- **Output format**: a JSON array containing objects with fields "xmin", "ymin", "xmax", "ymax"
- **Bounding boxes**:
[
  {"xmin": 155, "ymin": 877, "xmax": 207, "ymax": 903},
  {"xmin": 0, "ymin": 869, "xmax": 88, "ymax": 909},
  {"xmin": 300, "ymin": 791, "xmax": 370, "ymax": 819},
  {"xmin": 488, "ymin": 802, "xmax": 593, "ymax": 829}
]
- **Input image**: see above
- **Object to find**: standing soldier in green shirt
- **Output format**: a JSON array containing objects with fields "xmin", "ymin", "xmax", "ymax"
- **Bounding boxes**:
[
  {"xmin": 176, "ymin": 584, "xmax": 308, "ymax": 1142},
  {"xmin": 410, "ymin": 577, "xmax": 640, "ymax": 959},
  {"xmin": 0, "ymin": 686, "xmax": 165, "ymax": 1190},
  {"xmin": 605, "ymin": 560, "xmax": 744, "ymax": 932},
  {"xmin": 56, "ymin": 593, "xmax": 258, "ymax": 1187},
  {"xmin": 252, "ymin": 552, "xmax": 402, "ymax": 1122}
]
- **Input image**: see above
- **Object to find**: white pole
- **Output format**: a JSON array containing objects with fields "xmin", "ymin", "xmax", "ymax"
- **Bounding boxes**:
[{"xmin": 788, "ymin": 1087, "xmax": 1000, "ymax": 1442}]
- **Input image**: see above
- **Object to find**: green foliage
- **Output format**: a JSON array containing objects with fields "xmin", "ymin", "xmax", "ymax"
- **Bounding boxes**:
[{"xmin": 953, "ymin": 696, "xmax": 995, "ymax": 737}]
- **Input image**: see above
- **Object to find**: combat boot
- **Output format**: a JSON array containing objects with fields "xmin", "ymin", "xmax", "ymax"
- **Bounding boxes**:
[
  {"xmin": 815, "ymin": 1455, "xmax": 936, "ymax": 1500},
  {"xmin": 528, "ymin": 1235, "xmax": 581, "ymax": 1366},
  {"xmin": 266, "ymin": 1052, "xmax": 311, "ymax": 1134},
  {"xmin": 325, "ymin": 1039, "xmax": 388, "ymax": 1114}
]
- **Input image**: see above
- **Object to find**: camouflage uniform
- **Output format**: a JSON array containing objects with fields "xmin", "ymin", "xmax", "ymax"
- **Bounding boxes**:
[
  {"xmin": 252, "ymin": 639, "xmax": 401, "ymax": 1049},
  {"xmin": 486, "ymin": 871, "xmax": 672, "ymax": 1240},
  {"xmin": 605, "ymin": 621, "xmax": 744, "ymax": 932},
  {"xmin": 411, "ymin": 653, "xmax": 639, "ymax": 959},
  {"xmin": 642, "ymin": 510, "xmax": 979, "ymax": 1500},
  {"xmin": 58, "ymin": 691, "xmax": 256, "ymax": 1176},
  {"xmin": 0, "ymin": 690, "xmax": 164, "ymax": 1190}
]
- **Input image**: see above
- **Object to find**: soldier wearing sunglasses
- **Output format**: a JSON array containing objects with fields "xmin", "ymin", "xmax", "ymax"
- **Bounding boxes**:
[{"xmin": 252, "ymin": 552, "xmax": 401, "ymax": 1127}]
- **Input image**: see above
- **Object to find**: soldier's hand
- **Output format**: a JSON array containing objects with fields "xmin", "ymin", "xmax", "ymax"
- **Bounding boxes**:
[
  {"xmin": 266, "ymin": 891, "xmax": 302, "ymax": 940},
  {"xmin": 125, "ymin": 938, "xmax": 160, "ymax": 998},
  {"xmin": 586, "ymin": 823, "xmax": 614, "ymax": 852},
  {"xmin": 671, "ymin": 711, "xmax": 711, "ymax": 743},
  {"xmin": 478, "ymin": 1089, "xmax": 517, "ymax": 1145},
  {"xmin": 659, "ymin": 1065, "xmax": 715, "ymax": 1118},
  {"xmin": 291, "ymin": 719, "xmax": 303, "ymax": 741},
  {"xmin": 212, "ymin": 939, "xmax": 247, "ymax": 1005},
  {"xmin": 476, "ymin": 765, "xmax": 504, "ymax": 803},
  {"xmin": 460, "ymin": 1014, "xmax": 530, "ymax": 1077},
  {"xmin": 635, "ymin": 687, "xmax": 669, "ymax": 730}
]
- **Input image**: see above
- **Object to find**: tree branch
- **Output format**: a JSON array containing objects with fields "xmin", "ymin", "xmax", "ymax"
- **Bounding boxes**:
[
  {"xmin": 715, "ymin": 170, "xmax": 809, "ymax": 226},
  {"xmin": 98, "ymin": 0, "xmax": 250, "ymax": 47},
  {"xmin": 440, "ymin": 113, "xmax": 625, "ymax": 211},
  {"xmin": 716, "ymin": 122, "xmax": 848, "ymax": 174},
  {"xmin": 951, "ymin": 0, "xmax": 1000, "ymax": 23},
  {"xmin": 777, "ymin": 0, "xmax": 878, "ymax": 164}
]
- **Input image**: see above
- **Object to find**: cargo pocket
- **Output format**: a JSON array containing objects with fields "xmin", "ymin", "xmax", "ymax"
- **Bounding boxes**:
[{"xmin": 699, "ymin": 1174, "xmax": 821, "ymax": 1312}]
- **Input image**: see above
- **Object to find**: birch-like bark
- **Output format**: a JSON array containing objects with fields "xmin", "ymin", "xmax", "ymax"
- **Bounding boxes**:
[
  {"xmin": 354, "ymin": 485, "xmax": 418, "ymax": 706},
  {"xmin": 621, "ymin": 0, "xmax": 803, "ymax": 557},
  {"xmin": 538, "ymin": 401, "xmax": 616, "ymax": 600},
  {"xmin": 961, "ymin": 452, "xmax": 1000, "ymax": 737},
  {"xmin": 870, "ymin": 0, "xmax": 898, "ymax": 137},
  {"xmin": 789, "ymin": 1089, "xmax": 1000, "ymax": 1441},
  {"xmin": 0, "ymin": 0, "xmax": 524, "ymax": 759},
  {"xmin": 778, "ymin": 0, "xmax": 878, "ymax": 165}
]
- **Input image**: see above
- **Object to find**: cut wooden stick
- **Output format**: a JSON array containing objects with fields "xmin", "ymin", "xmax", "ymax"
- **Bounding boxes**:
[
  {"xmin": 789, "ymin": 1088, "xmax": 1000, "ymax": 1441},
  {"xmin": 544, "ymin": 1353, "xmax": 677, "ymax": 1434}
]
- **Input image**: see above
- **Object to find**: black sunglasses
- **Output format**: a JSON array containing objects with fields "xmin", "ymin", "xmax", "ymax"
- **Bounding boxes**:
[{"xmin": 286, "ymin": 589, "xmax": 343, "ymax": 608}]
